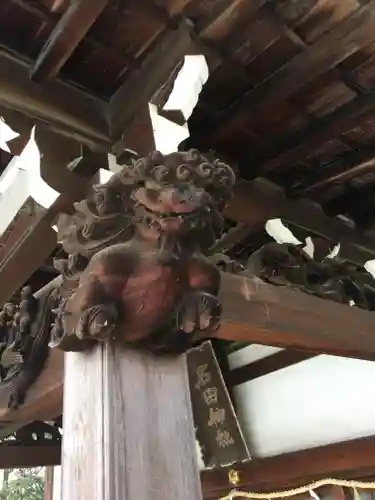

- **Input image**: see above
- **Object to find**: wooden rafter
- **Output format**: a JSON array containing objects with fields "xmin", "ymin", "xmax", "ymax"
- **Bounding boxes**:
[
  {"xmin": 109, "ymin": 19, "xmax": 196, "ymax": 141},
  {"xmin": 31, "ymin": 0, "xmax": 110, "ymax": 82},
  {"xmin": 0, "ymin": 51, "xmax": 109, "ymax": 148},
  {"xmin": 196, "ymin": 0, "xmax": 375, "ymax": 150},
  {"xmin": 201, "ymin": 435, "xmax": 375, "ymax": 498},
  {"xmin": 257, "ymin": 94, "xmax": 375, "ymax": 174},
  {"xmin": 290, "ymin": 146, "xmax": 375, "ymax": 196}
]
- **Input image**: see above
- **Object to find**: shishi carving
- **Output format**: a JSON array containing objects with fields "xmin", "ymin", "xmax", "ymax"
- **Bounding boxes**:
[{"xmin": 50, "ymin": 149, "xmax": 235, "ymax": 353}]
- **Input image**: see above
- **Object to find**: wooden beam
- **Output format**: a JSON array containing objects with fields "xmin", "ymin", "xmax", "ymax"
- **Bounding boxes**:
[
  {"xmin": 197, "ymin": 0, "xmax": 265, "ymax": 42},
  {"xmin": 201, "ymin": 435, "xmax": 375, "ymax": 498},
  {"xmin": 31, "ymin": 0, "xmax": 110, "ymax": 82},
  {"xmin": 227, "ymin": 350, "xmax": 317, "ymax": 387},
  {"xmin": 224, "ymin": 178, "xmax": 375, "ymax": 266},
  {"xmin": 0, "ymin": 348, "xmax": 63, "ymax": 428},
  {"xmin": 290, "ymin": 147, "xmax": 375, "ymax": 197},
  {"xmin": 109, "ymin": 19, "xmax": 196, "ymax": 141},
  {"xmin": 257, "ymin": 95, "xmax": 375, "ymax": 174},
  {"xmin": 62, "ymin": 345, "xmax": 202, "ymax": 500},
  {"xmin": 0, "ymin": 51, "xmax": 109, "ymax": 148},
  {"xmin": 199, "ymin": 0, "xmax": 375, "ymax": 148},
  {"xmin": 2, "ymin": 270, "xmax": 375, "ymax": 429},
  {"xmin": 215, "ymin": 272, "xmax": 375, "ymax": 361},
  {"xmin": 44, "ymin": 467, "xmax": 55, "ymax": 500},
  {"xmin": 0, "ymin": 444, "xmax": 60, "ymax": 469}
]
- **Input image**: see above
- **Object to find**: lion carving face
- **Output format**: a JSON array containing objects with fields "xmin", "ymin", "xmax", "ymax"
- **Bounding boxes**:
[
  {"xmin": 123, "ymin": 149, "xmax": 236, "ymax": 246},
  {"xmin": 57, "ymin": 149, "xmax": 235, "ymax": 257}
]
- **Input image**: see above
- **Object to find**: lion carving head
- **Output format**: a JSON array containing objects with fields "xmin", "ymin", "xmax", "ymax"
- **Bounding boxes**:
[{"xmin": 57, "ymin": 149, "xmax": 235, "ymax": 257}]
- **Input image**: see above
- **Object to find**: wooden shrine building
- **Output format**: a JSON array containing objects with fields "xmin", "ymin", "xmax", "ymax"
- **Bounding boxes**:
[{"xmin": 2, "ymin": 1, "xmax": 375, "ymax": 499}]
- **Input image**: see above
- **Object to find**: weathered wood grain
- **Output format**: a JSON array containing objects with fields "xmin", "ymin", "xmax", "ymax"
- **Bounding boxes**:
[
  {"xmin": 0, "ymin": 52, "xmax": 109, "ymax": 147},
  {"xmin": 202, "ymin": 435, "xmax": 375, "ymax": 498},
  {"xmin": 216, "ymin": 272, "xmax": 375, "ymax": 361},
  {"xmin": 31, "ymin": 0, "xmax": 110, "ymax": 82},
  {"xmin": 62, "ymin": 344, "xmax": 202, "ymax": 500}
]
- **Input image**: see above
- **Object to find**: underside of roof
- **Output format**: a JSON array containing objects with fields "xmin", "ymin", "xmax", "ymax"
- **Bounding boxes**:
[{"xmin": 1, "ymin": 0, "xmax": 375, "ymax": 231}]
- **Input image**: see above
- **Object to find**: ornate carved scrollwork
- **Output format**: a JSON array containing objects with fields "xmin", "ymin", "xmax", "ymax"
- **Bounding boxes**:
[
  {"xmin": 49, "ymin": 149, "xmax": 236, "ymax": 353},
  {"xmin": 243, "ymin": 242, "xmax": 375, "ymax": 310},
  {"xmin": 0, "ymin": 283, "xmax": 57, "ymax": 409}
]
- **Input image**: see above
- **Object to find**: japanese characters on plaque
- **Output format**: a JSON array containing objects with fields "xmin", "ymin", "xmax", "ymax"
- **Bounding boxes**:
[{"xmin": 187, "ymin": 341, "xmax": 250, "ymax": 467}]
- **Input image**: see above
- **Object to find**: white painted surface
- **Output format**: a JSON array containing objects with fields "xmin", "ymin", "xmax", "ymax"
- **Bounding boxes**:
[
  {"xmin": 232, "ymin": 354, "xmax": 375, "ymax": 458},
  {"xmin": 265, "ymin": 218, "xmax": 301, "ymax": 245},
  {"xmin": 164, "ymin": 55, "xmax": 209, "ymax": 120},
  {"xmin": 228, "ymin": 344, "xmax": 283, "ymax": 370},
  {"xmin": 148, "ymin": 55, "xmax": 209, "ymax": 154},
  {"xmin": 53, "ymin": 467, "xmax": 62, "ymax": 500},
  {"xmin": 0, "ymin": 117, "xmax": 19, "ymax": 152},
  {"xmin": 0, "ymin": 126, "xmax": 60, "ymax": 236}
]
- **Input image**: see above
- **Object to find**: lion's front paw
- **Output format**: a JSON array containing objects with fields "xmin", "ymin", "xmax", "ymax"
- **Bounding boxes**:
[
  {"xmin": 177, "ymin": 291, "xmax": 222, "ymax": 335},
  {"xmin": 76, "ymin": 303, "xmax": 119, "ymax": 341}
]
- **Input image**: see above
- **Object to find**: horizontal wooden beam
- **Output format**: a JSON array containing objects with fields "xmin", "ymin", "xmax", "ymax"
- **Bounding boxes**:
[
  {"xmin": 31, "ymin": 0, "xmax": 110, "ymax": 82},
  {"xmin": 0, "ymin": 272, "xmax": 374, "ymax": 429},
  {"xmin": 225, "ymin": 178, "xmax": 375, "ymax": 266},
  {"xmin": 0, "ymin": 51, "xmax": 110, "ymax": 148},
  {"xmin": 0, "ymin": 444, "xmax": 61, "ymax": 469},
  {"xmin": 227, "ymin": 350, "xmax": 316, "ymax": 386},
  {"xmin": 216, "ymin": 272, "xmax": 375, "ymax": 361},
  {"xmin": 201, "ymin": 435, "xmax": 375, "ymax": 498},
  {"xmin": 0, "ymin": 348, "xmax": 63, "ymax": 431}
]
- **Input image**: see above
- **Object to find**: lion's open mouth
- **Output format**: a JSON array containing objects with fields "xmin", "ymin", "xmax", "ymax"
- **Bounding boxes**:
[{"xmin": 140, "ymin": 202, "xmax": 203, "ymax": 220}]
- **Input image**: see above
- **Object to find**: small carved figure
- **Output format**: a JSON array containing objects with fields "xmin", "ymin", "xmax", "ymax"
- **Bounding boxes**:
[
  {"xmin": 243, "ymin": 241, "xmax": 375, "ymax": 309},
  {"xmin": 50, "ymin": 149, "xmax": 235, "ymax": 353},
  {"xmin": 0, "ymin": 285, "xmax": 56, "ymax": 408}
]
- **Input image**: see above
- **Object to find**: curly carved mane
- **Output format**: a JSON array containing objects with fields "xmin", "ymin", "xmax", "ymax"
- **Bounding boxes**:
[{"xmin": 57, "ymin": 149, "xmax": 235, "ymax": 260}]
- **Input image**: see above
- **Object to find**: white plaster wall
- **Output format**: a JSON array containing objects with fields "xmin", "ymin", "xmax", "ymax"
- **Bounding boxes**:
[
  {"xmin": 228, "ymin": 344, "xmax": 283, "ymax": 369},
  {"xmin": 53, "ymin": 466, "xmax": 61, "ymax": 500},
  {"xmin": 229, "ymin": 351, "xmax": 375, "ymax": 458}
]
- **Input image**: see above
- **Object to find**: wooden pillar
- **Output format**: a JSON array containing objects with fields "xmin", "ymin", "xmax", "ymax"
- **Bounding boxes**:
[
  {"xmin": 62, "ymin": 342, "xmax": 202, "ymax": 500},
  {"xmin": 44, "ymin": 467, "xmax": 55, "ymax": 500}
]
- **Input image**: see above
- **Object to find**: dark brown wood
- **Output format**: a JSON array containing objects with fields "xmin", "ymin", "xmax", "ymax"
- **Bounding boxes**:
[
  {"xmin": 0, "ymin": 444, "xmax": 60, "ymax": 469},
  {"xmin": 31, "ymin": 0, "xmax": 110, "ymax": 82},
  {"xmin": 201, "ymin": 436, "xmax": 375, "ymax": 498},
  {"xmin": 0, "ymin": 347, "xmax": 63, "ymax": 428},
  {"xmin": 225, "ymin": 178, "xmax": 375, "ymax": 266},
  {"xmin": 290, "ymin": 147, "xmax": 375, "ymax": 196},
  {"xmin": 187, "ymin": 341, "xmax": 250, "ymax": 467},
  {"xmin": 62, "ymin": 345, "xmax": 203, "ymax": 500},
  {"xmin": 197, "ymin": 0, "xmax": 265, "ymax": 42},
  {"xmin": 109, "ymin": 19, "xmax": 195, "ymax": 140},
  {"xmin": 227, "ymin": 350, "xmax": 317, "ymax": 386},
  {"xmin": 258, "ymin": 95, "xmax": 375, "ymax": 174},
  {"xmin": 216, "ymin": 272, "xmax": 375, "ymax": 361},
  {"xmin": 204, "ymin": 0, "xmax": 375, "ymax": 146},
  {"xmin": 0, "ymin": 52, "xmax": 109, "ymax": 148}
]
